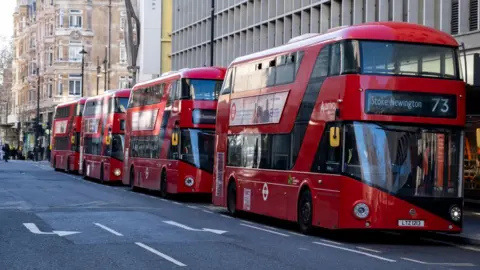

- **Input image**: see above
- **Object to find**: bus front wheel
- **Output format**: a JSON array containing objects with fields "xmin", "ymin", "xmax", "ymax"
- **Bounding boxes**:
[
  {"xmin": 129, "ymin": 167, "xmax": 135, "ymax": 191},
  {"xmin": 298, "ymin": 189, "xmax": 313, "ymax": 234},
  {"xmin": 160, "ymin": 170, "xmax": 168, "ymax": 198},
  {"xmin": 227, "ymin": 180, "xmax": 237, "ymax": 216}
]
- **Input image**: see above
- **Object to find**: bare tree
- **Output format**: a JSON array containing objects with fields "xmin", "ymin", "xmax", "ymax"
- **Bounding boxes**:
[
  {"xmin": 124, "ymin": 0, "xmax": 141, "ymax": 86},
  {"xmin": 0, "ymin": 39, "xmax": 14, "ymax": 123}
]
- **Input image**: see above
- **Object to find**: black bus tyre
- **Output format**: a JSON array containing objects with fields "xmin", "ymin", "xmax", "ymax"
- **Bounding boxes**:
[
  {"xmin": 227, "ymin": 180, "xmax": 237, "ymax": 216},
  {"xmin": 53, "ymin": 158, "xmax": 59, "ymax": 171},
  {"xmin": 83, "ymin": 161, "xmax": 87, "ymax": 179},
  {"xmin": 298, "ymin": 189, "xmax": 313, "ymax": 235},
  {"xmin": 160, "ymin": 170, "xmax": 168, "ymax": 198},
  {"xmin": 99, "ymin": 164, "xmax": 104, "ymax": 184},
  {"xmin": 65, "ymin": 157, "xmax": 71, "ymax": 173},
  {"xmin": 129, "ymin": 167, "xmax": 136, "ymax": 191}
]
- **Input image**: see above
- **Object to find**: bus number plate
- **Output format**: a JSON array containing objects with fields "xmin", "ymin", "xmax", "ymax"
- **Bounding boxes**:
[{"xmin": 398, "ymin": 220, "xmax": 424, "ymax": 227}]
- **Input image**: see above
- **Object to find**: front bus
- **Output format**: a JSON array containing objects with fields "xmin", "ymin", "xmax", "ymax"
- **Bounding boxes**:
[
  {"xmin": 319, "ymin": 37, "xmax": 465, "ymax": 232},
  {"xmin": 213, "ymin": 22, "xmax": 466, "ymax": 234}
]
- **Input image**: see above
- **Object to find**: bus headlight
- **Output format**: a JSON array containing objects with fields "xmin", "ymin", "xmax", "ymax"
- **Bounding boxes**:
[
  {"xmin": 450, "ymin": 205, "xmax": 461, "ymax": 222},
  {"xmin": 114, "ymin": 168, "xmax": 121, "ymax": 176},
  {"xmin": 353, "ymin": 203, "xmax": 370, "ymax": 219},
  {"xmin": 184, "ymin": 177, "xmax": 194, "ymax": 187}
]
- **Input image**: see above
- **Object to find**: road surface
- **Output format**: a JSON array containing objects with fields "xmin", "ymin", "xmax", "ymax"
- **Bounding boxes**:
[{"xmin": 0, "ymin": 160, "xmax": 479, "ymax": 269}]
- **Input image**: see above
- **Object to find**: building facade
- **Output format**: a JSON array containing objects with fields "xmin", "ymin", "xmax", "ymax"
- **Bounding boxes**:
[
  {"xmin": 10, "ymin": 0, "xmax": 130, "ymax": 154},
  {"xmin": 124, "ymin": 0, "xmax": 172, "ymax": 83},
  {"xmin": 171, "ymin": 0, "xmax": 480, "ymax": 85}
]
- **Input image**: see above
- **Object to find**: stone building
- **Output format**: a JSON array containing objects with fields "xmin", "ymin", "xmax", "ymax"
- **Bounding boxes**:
[{"xmin": 10, "ymin": 0, "xmax": 130, "ymax": 153}]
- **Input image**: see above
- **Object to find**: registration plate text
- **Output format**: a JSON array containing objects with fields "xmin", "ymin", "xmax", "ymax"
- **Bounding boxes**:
[{"xmin": 398, "ymin": 220, "xmax": 425, "ymax": 227}]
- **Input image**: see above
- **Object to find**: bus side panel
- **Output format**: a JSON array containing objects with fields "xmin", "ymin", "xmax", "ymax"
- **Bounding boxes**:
[{"xmin": 311, "ymin": 174, "xmax": 341, "ymax": 229}]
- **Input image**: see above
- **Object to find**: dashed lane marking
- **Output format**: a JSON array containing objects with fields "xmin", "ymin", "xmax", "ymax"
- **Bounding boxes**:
[
  {"xmin": 356, "ymin": 247, "xmax": 382, "ymax": 253},
  {"xmin": 93, "ymin": 223, "xmax": 123, "ymax": 236},
  {"xmin": 187, "ymin": 205, "xmax": 199, "ymax": 209},
  {"xmin": 313, "ymin": 242, "xmax": 396, "ymax": 262},
  {"xmin": 202, "ymin": 210, "xmax": 214, "ymax": 214},
  {"xmin": 420, "ymin": 237, "xmax": 480, "ymax": 253},
  {"xmin": 320, "ymin": 239, "xmax": 343, "ymax": 245},
  {"xmin": 220, "ymin": 214, "xmax": 233, "ymax": 219},
  {"xmin": 172, "ymin": 201, "xmax": 182, "ymax": 205},
  {"xmin": 135, "ymin": 242, "xmax": 186, "ymax": 267},
  {"xmin": 401, "ymin": 257, "xmax": 475, "ymax": 266},
  {"xmin": 240, "ymin": 223, "xmax": 290, "ymax": 237}
]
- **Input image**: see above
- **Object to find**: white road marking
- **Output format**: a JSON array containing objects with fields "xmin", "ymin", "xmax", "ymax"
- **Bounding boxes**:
[
  {"xmin": 242, "ymin": 220, "xmax": 255, "ymax": 225},
  {"xmin": 23, "ymin": 223, "xmax": 80, "ymax": 237},
  {"xmin": 357, "ymin": 246, "xmax": 382, "ymax": 253},
  {"xmin": 220, "ymin": 214, "xmax": 233, "ymax": 219},
  {"xmin": 93, "ymin": 223, "xmax": 123, "ymax": 236},
  {"xmin": 172, "ymin": 201, "xmax": 182, "ymax": 205},
  {"xmin": 288, "ymin": 231, "xmax": 306, "ymax": 237},
  {"xmin": 163, "ymin": 221, "xmax": 227, "ymax": 235},
  {"xmin": 313, "ymin": 242, "xmax": 396, "ymax": 262},
  {"xmin": 240, "ymin": 223, "xmax": 290, "ymax": 237},
  {"xmin": 320, "ymin": 239, "xmax": 343, "ymax": 245},
  {"xmin": 420, "ymin": 237, "xmax": 480, "ymax": 252},
  {"xmin": 262, "ymin": 225, "xmax": 279, "ymax": 231},
  {"xmin": 187, "ymin": 205, "xmax": 199, "ymax": 209},
  {"xmin": 202, "ymin": 210, "xmax": 214, "ymax": 214},
  {"xmin": 160, "ymin": 199, "xmax": 168, "ymax": 202},
  {"xmin": 401, "ymin": 257, "xmax": 475, "ymax": 266},
  {"xmin": 135, "ymin": 242, "xmax": 186, "ymax": 267}
]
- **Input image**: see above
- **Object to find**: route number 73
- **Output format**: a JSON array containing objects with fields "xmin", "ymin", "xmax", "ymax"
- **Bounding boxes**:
[{"xmin": 432, "ymin": 98, "xmax": 449, "ymax": 113}]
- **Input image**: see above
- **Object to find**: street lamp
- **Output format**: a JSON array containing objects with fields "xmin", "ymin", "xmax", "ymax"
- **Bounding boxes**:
[
  {"xmin": 34, "ymin": 67, "xmax": 40, "ymax": 161},
  {"xmin": 79, "ymin": 46, "xmax": 87, "ymax": 97}
]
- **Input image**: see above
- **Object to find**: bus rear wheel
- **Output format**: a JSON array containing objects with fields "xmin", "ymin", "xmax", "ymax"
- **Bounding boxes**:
[
  {"xmin": 99, "ymin": 165, "xmax": 104, "ymax": 184},
  {"xmin": 298, "ymin": 189, "xmax": 313, "ymax": 234},
  {"xmin": 227, "ymin": 180, "xmax": 237, "ymax": 216},
  {"xmin": 129, "ymin": 167, "xmax": 135, "ymax": 191},
  {"xmin": 160, "ymin": 170, "xmax": 168, "ymax": 198}
]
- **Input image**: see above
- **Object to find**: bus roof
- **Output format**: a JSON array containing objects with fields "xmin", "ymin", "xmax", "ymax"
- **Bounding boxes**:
[
  {"xmin": 232, "ymin": 22, "xmax": 459, "ymax": 65},
  {"xmin": 133, "ymin": 66, "xmax": 226, "ymax": 90},
  {"xmin": 85, "ymin": 88, "xmax": 131, "ymax": 103},
  {"xmin": 56, "ymin": 97, "xmax": 87, "ymax": 108}
]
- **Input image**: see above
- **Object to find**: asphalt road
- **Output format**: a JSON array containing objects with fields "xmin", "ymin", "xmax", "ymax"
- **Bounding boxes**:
[{"xmin": 1, "ymin": 160, "xmax": 480, "ymax": 270}]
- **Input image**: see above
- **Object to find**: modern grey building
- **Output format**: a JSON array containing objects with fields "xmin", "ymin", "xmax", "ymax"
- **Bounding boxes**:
[{"xmin": 171, "ymin": 0, "xmax": 480, "ymax": 85}]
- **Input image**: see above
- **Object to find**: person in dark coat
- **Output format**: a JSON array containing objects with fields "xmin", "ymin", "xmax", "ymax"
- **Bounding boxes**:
[{"xmin": 2, "ymin": 143, "xmax": 10, "ymax": 162}]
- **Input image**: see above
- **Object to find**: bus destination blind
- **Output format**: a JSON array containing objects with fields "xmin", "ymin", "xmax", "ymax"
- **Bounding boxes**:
[{"xmin": 365, "ymin": 90, "xmax": 457, "ymax": 118}]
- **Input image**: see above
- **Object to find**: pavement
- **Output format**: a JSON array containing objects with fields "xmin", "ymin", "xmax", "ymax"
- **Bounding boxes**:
[{"xmin": 2, "ymin": 161, "xmax": 480, "ymax": 269}]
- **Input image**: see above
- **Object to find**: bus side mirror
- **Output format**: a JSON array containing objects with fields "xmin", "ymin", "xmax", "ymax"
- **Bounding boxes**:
[
  {"xmin": 476, "ymin": 128, "xmax": 480, "ymax": 148},
  {"xmin": 71, "ymin": 135, "xmax": 75, "ymax": 144},
  {"xmin": 329, "ymin": 126, "xmax": 340, "ymax": 148},
  {"xmin": 172, "ymin": 132, "xmax": 179, "ymax": 146},
  {"xmin": 105, "ymin": 135, "xmax": 111, "ymax": 145}
]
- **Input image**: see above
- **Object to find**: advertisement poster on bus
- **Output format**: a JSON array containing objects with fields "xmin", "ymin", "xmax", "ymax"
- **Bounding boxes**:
[
  {"xmin": 54, "ymin": 120, "xmax": 68, "ymax": 134},
  {"xmin": 132, "ymin": 109, "xmax": 158, "ymax": 131},
  {"xmin": 229, "ymin": 91, "xmax": 289, "ymax": 126}
]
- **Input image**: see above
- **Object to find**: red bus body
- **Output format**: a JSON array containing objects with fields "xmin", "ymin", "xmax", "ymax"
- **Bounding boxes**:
[
  {"xmin": 79, "ymin": 89, "xmax": 131, "ymax": 183},
  {"xmin": 51, "ymin": 98, "xmax": 87, "ymax": 173},
  {"xmin": 123, "ymin": 67, "xmax": 225, "ymax": 196},
  {"xmin": 213, "ymin": 22, "xmax": 466, "ymax": 234}
]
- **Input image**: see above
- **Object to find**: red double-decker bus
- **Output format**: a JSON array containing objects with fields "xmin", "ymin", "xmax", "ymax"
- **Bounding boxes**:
[
  {"xmin": 51, "ymin": 97, "xmax": 87, "ymax": 173},
  {"xmin": 123, "ymin": 67, "xmax": 225, "ymax": 197},
  {"xmin": 213, "ymin": 22, "xmax": 466, "ymax": 234},
  {"xmin": 79, "ymin": 89, "xmax": 131, "ymax": 183}
]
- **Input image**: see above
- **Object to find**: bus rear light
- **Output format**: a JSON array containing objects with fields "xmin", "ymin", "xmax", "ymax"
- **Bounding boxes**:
[
  {"xmin": 114, "ymin": 168, "xmax": 121, "ymax": 176},
  {"xmin": 184, "ymin": 176, "xmax": 194, "ymax": 187},
  {"xmin": 449, "ymin": 205, "xmax": 461, "ymax": 222},
  {"xmin": 353, "ymin": 203, "xmax": 370, "ymax": 219}
]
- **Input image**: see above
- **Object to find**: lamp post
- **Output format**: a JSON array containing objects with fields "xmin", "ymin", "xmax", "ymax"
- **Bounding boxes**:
[
  {"xmin": 34, "ymin": 67, "xmax": 40, "ymax": 161},
  {"xmin": 79, "ymin": 46, "xmax": 87, "ymax": 97}
]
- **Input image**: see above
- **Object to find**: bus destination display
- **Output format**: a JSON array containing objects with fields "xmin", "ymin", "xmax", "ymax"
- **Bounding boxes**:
[{"xmin": 365, "ymin": 90, "xmax": 457, "ymax": 118}]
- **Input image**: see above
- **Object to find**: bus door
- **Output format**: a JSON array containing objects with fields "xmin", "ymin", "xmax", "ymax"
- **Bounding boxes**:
[{"xmin": 167, "ymin": 123, "xmax": 180, "ymax": 192}]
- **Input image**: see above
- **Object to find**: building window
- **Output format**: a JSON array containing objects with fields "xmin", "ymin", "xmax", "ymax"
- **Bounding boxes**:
[
  {"xmin": 49, "ymin": 52, "xmax": 53, "ymax": 66},
  {"xmin": 48, "ymin": 83, "xmax": 53, "ymax": 98},
  {"xmin": 120, "ymin": 16, "xmax": 126, "ymax": 31},
  {"xmin": 119, "ymin": 76, "xmax": 129, "ymax": 88},
  {"xmin": 69, "ymin": 10, "xmax": 83, "ymax": 28},
  {"xmin": 57, "ymin": 76, "xmax": 63, "ymax": 95},
  {"xmin": 68, "ymin": 41, "xmax": 82, "ymax": 62},
  {"xmin": 49, "ymin": 24, "xmax": 54, "ymax": 35},
  {"xmin": 68, "ymin": 75, "xmax": 82, "ymax": 96},
  {"xmin": 58, "ymin": 9, "xmax": 64, "ymax": 27},
  {"xmin": 120, "ymin": 42, "xmax": 127, "ymax": 64},
  {"xmin": 58, "ymin": 45, "xmax": 63, "ymax": 61}
]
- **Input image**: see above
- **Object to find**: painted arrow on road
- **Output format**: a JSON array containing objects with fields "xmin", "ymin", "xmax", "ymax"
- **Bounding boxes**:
[
  {"xmin": 23, "ymin": 223, "xmax": 81, "ymax": 237},
  {"xmin": 163, "ymin": 221, "xmax": 227, "ymax": 235}
]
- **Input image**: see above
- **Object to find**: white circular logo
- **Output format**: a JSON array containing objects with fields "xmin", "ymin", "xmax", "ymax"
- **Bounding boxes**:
[{"xmin": 262, "ymin": 183, "xmax": 269, "ymax": 201}]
